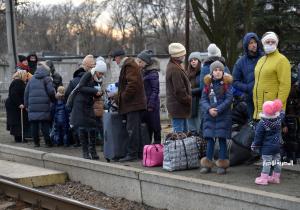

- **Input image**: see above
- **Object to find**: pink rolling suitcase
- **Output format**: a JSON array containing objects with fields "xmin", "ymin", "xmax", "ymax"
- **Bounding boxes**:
[{"xmin": 142, "ymin": 144, "xmax": 163, "ymax": 167}]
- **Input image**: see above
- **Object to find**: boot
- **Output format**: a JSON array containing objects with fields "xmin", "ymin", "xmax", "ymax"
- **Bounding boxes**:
[
  {"xmin": 200, "ymin": 157, "xmax": 214, "ymax": 174},
  {"xmin": 216, "ymin": 159, "xmax": 230, "ymax": 175},
  {"xmin": 14, "ymin": 136, "xmax": 22, "ymax": 143},
  {"xmin": 79, "ymin": 131, "xmax": 90, "ymax": 159},
  {"xmin": 268, "ymin": 172, "xmax": 280, "ymax": 184},
  {"xmin": 255, "ymin": 173, "xmax": 269, "ymax": 185},
  {"xmin": 89, "ymin": 136, "xmax": 99, "ymax": 160},
  {"xmin": 33, "ymin": 138, "xmax": 40, "ymax": 147}
]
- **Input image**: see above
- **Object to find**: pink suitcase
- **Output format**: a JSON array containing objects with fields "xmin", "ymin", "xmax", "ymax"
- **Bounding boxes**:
[{"xmin": 142, "ymin": 144, "xmax": 163, "ymax": 167}]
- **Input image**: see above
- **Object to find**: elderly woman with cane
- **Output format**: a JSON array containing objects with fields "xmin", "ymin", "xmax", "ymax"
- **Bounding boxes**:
[{"xmin": 5, "ymin": 70, "xmax": 32, "ymax": 142}]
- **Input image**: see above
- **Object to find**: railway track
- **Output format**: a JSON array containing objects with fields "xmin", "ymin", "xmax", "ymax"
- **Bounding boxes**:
[{"xmin": 0, "ymin": 178, "xmax": 105, "ymax": 210}]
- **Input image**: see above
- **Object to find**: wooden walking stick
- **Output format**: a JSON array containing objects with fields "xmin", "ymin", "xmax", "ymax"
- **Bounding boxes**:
[{"xmin": 21, "ymin": 108, "xmax": 24, "ymax": 142}]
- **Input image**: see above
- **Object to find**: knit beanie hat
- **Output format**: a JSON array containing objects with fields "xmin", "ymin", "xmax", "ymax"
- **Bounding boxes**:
[
  {"xmin": 82, "ymin": 54, "xmax": 95, "ymax": 70},
  {"xmin": 56, "ymin": 86, "xmax": 65, "ymax": 97},
  {"xmin": 207, "ymin": 43, "xmax": 221, "ymax": 57},
  {"xmin": 137, "ymin": 50, "xmax": 153, "ymax": 65},
  {"xmin": 261, "ymin": 31, "xmax": 279, "ymax": 45},
  {"xmin": 91, "ymin": 59, "xmax": 107, "ymax": 75},
  {"xmin": 18, "ymin": 55, "xmax": 27, "ymax": 62},
  {"xmin": 188, "ymin": 52, "xmax": 202, "ymax": 62},
  {"xmin": 168, "ymin": 43, "xmax": 186, "ymax": 58},
  {"xmin": 210, "ymin": 60, "xmax": 224, "ymax": 73},
  {"xmin": 261, "ymin": 99, "xmax": 283, "ymax": 118}
]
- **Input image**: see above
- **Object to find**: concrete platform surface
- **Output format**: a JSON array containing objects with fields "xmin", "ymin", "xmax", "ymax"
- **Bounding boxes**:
[{"xmin": 0, "ymin": 160, "xmax": 67, "ymax": 187}]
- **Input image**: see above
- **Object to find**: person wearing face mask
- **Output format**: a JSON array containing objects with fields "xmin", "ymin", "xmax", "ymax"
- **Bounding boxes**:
[
  {"xmin": 232, "ymin": 32, "xmax": 263, "ymax": 121},
  {"xmin": 186, "ymin": 52, "xmax": 202, "ymax": 135},
  {"xmin": 253, "ymin": 31, "xmax": 291, "ymax": 120},
  {"xmin": 166, "ymin": 43, "xmax": 192, "ymax": 133},
  {"xmin": 200, "ymin": 61, "xmax": 233, "ymax": 174},
  {"xmin": 70, "ymin": 59, "xmax": 107, "ymax": 159}
]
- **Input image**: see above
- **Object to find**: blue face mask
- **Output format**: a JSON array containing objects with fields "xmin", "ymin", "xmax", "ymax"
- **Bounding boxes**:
[{"xmin": 263, "ymin": 44, "xmax": 277, "ymax": 54}]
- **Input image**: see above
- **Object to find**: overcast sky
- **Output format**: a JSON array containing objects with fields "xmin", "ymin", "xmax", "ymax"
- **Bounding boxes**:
[{"xmin": 29, "ymin": 0, "xmax": 110, "ymax": 26}]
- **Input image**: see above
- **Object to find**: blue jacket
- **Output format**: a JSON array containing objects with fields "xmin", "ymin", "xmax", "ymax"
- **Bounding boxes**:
[
  {"xmin": 24, "ymin": 66, "xmax": 56, "ymax": 121},
  {"xmin": 52, "ymin": 99, "xmax": 69, "ymax": 125},
  {"xmin": 199, "ymin": 57, "xmax": 230, "ymax": 92},
  {"xmin": 252, "ymin": 112, "xmax": 284, "ymax": 155},
  {"xmin": 200, "ymin": 74, "xmax": 233, "ymax": 139},
  {"xmin": 232, "ymin": 32, "xmax": 263, "ymax": 97}
]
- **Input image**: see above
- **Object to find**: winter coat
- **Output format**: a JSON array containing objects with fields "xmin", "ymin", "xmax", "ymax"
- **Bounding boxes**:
[
  {"xmin": 65, "ymin": 67, "xmax": 85, "ymax": 100},
  {"xmin": 51, "ymin": 71, "xmax": 63, "ymax": 91},
  {"xmin": 232, "ymin": 33, "xmax": 263, "ymax": 99},
  {"xmin": 187, "ymin": 65, "xmax": 201, "ymax": 117},
  {"xmin": 253, "ymin": 50, "xmax": 291, "ymax": 119},
  {"xmin": 252, "ymin": 112, "xmax": 284, "ymax": 155},
  {"xmin": 5, "ymin": 79, "xmax": 29, "ymax": 130},
  {"xmin": 52, "ymin": 99, "xmax": 69, "ymax": 125},
  {"xmin": 70, "ymin": 71, "xmax": 99, "ymax": 128},
  {"xmin": 24, "ymin": 67, "xmax": 56, "ymax": 121},
  {"xmin": 143, "ymin": 59, "xmax": 161, "ymax": 131},
  {"xmin": 117, "ymin": 57, "xmax": 147, "ymax": 114},
  {"xmin": 166, "ymin": 59, "xmax": 192, "ymax": 118},
  {"xmin": 143, "ymin": 59, "xmax": 160, "ymax": 111},
  {"xmin": 285, "ymin": 83, "xmax": 300, "ymax": 117},
  {"xmin": 201, "ymin": 74, "xmax": 233, "ymax": 139},
  {"xmin": 199, "ymin": 56, "xmax": 230, "ymax": 92}
]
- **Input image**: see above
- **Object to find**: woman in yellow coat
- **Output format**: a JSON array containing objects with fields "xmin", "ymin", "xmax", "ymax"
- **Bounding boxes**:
[{"xmin": 253, "ymin": 32, "xmax": 291, "ymax": 120}]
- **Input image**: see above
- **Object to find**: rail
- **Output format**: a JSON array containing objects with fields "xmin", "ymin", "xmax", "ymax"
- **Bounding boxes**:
[{"xmin": 0, "ymin": 178, "xmax": 105, "ymax": 210}]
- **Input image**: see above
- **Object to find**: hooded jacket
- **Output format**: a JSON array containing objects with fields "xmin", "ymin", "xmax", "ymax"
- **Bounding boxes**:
[
  {"xmin": 232, "ymin": 32, "xmax": 263, "ymax": 96},
  {"xmin": 24, "ymin": 66, "xmax": 56, "ymax": 121},
  {"xmin": 65, "ymin": 67, "xmax": 85, "ymax": 100},
  {"xmin": 200, "ymin": 74, "xmax": 233, "ymax": 139}
]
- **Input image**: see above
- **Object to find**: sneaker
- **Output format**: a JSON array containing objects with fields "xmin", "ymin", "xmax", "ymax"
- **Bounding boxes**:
[
  {"xmin": 217, "ymin": 167, "xmax": 226, "ymax": 175},
  {"xmin": 255, "ymin": 173, "xmax": 269, "ymax": 185},
  {"xmin": 200, "ymin": 167, "xmax": 211, "ymax": 174}
]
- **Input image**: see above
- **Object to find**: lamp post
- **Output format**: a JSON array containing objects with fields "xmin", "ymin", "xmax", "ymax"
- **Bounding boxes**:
[{"xmin": 185, "ymin": 0, "xmax": 190, "ymax": 69}]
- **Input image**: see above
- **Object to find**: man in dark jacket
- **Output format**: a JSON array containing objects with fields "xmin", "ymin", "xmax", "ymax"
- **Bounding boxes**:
[
  {"xmin": 45, "ymin": 60, "xmax": 63, "ymax": 91},
  {"xmin": 166, "ymin": 43, "xmax": 192, "ymax": 132},
  {"xmin": 113, "ymin": 49, "xmax": 147, "ymax": 162},
  {"xmin": 232, "ymin": 32, "xmax": 263, "ymax": 120},
  {"xmin": 24, "ymin": 62, "xmax": 56, "ymax": 147}
]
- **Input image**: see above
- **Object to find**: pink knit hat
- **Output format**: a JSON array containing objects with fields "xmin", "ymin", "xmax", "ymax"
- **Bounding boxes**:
[{"xmin": 261, "ymin": 99, "xmax": 283, "ymax": 118}]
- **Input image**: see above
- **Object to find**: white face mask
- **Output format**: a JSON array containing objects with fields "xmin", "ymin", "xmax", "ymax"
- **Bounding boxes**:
[{"xmin": 263, "ymin": 44, "xmax": 277, "ymax": 54}]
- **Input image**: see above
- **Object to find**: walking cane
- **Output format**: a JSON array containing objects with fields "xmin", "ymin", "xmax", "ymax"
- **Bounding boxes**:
[{"xmin": 21, "ymin": 108, "xmax": 24, "ymax": 142}]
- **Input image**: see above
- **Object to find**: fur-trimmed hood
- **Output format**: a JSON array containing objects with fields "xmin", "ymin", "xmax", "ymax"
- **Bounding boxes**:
[
  {"xmin": 203, "ymin": 73, "xmax": 233, "ymax": 86},
  {"xmin": 144, "ymin": 58, "xmax": 160, "ymax": 72}
]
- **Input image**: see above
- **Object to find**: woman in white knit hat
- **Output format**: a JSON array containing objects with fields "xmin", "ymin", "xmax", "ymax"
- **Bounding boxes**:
[
  {"xmin": 252, "ymin": 31, "xmax": 291, "ymax": 120},
  {"xmin": 166, "ymin": 43, "xmax": 192, "ymax": 132},
  {"xmin": 70, "ymin": 59, "xmax": 107, "ymax": 159}
]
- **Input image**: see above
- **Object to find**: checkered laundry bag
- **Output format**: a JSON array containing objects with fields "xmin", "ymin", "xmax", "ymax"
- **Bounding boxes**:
[{"xmin": 163, "ymin": 136, "xmax": 200, "ymax": 171}]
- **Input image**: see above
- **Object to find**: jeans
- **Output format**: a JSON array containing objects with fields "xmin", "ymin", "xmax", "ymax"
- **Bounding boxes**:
[
  {"xmin": 205, "ymin": 137, "xmax": 227, "ymax": 161},
  {"xmin": 262, "ymin": 153, "xmax": 281, "ymax": 174},
  {"xmin": 126, "ymin": 111, "xmax": 142, "ymax": 157},
  {"xmin": 172, "ymin": 118, "xmax": 188, "ymax": 133},
  {"xmin": 187, "ymin": 106, "xmax": 202, "ymax": 133}
]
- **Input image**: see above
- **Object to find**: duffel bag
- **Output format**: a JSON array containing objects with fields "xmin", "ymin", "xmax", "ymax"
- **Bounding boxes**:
[
  {"xmin": 143, "ymin": 144, "xmax": 164, "ymax": 167},
  {"xmin": 163, "ymin": 136, "xmax": 199, "ymax": 171}
]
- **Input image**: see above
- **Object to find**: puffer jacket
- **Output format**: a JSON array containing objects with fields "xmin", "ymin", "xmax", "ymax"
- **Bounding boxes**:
[
  {"xmin": 252, "ymin": 112, "xmax": 284, "ymax": 155},
  {"xmin": 252, "ymin": 50, "xmax": 291, "ymax": 119},
  {"xmin": 52, "ymin": 99, "xmax": 69, "ymax": 124},
  {"xmin": 24, "ymin": 66, "xmax": 55, "ymax": 121},
  {"xmin": 232, "ymin": 32, "xmax": 263, "ymax": 97},
  {"xmin": 201, "ymin": 74, "xmax": 233, "ymax": 139}
]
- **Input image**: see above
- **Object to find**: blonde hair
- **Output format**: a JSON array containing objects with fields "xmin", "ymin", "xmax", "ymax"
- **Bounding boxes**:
[{"xmin": 12, "ymin": 70, "xmax": 27, "ymax": 81}]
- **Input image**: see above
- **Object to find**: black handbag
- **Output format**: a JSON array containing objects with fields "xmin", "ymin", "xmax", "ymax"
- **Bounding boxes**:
[{"xmin": 232, "ymin": 122, "xmax": 255, "ymax": 150}]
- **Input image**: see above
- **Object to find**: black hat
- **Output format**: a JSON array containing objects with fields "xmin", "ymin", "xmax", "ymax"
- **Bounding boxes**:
[
  {"xmin": 18, "ymin": 55, "xmax": 27, "ymax": 62},
  {"xmin": 111, "ymin": 49, "xmax": 125, "ymax": 60}
]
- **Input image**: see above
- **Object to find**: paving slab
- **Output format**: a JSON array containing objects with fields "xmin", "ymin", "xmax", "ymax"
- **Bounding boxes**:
[{"xmin": 0, "ymin": 160, "xmax": 67, "ymax": 187}]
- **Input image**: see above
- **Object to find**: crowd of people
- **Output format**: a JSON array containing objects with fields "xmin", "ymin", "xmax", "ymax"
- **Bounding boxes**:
[{"xmin": 5, "ymin": 31, "xmax": 299, "ymax": 185}]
